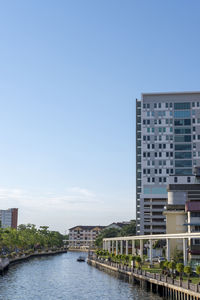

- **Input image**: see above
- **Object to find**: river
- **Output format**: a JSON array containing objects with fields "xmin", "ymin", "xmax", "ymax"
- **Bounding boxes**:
[{"xmin": 0, "ymin": 251, "xmax": 163, "ymax": 300}]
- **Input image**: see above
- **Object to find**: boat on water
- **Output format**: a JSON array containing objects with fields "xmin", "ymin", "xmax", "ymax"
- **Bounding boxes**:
[{"xmin": 77, "ymin": 256, "xmax": 86, "ymax": 262}]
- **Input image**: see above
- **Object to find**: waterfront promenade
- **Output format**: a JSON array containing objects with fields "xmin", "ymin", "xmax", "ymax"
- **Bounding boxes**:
[{"xmin": 88, "ymin": 255, "xmax": 200, "ymax": 300}]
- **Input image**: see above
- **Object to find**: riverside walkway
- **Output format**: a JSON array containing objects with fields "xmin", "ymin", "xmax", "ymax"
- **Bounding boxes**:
[{"xmin": 88, "ymin": 255, "xmax": 200, "ymax": 300}]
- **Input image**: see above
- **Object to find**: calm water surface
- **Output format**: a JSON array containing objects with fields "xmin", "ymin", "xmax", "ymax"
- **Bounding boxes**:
[{"xmin": 0, "ymin": 251, "xmax": 163, "ymax": 300}]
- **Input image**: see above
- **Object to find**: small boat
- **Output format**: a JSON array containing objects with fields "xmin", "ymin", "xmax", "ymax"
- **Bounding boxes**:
[{"xmin": 77, "ymin": 256, "xmax": 85, "ymax": 262}]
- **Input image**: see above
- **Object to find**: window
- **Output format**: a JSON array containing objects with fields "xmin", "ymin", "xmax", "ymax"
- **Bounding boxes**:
[
  {"xmin": 147, "ymin": 160, "xmax": 150, "ymax": 166},
  {"xmin": 198, "ymin": 135, "xmax": 200, "ymax": 140},
  {"xmin": 170, "ymin": 103, "xmax": 173, "ymax": 108},
  {"xmin": 166, "ymin": 152, "xmax": 169, "ymax": 157},
  {"xmin": 147, "ymin": 111, "xmax": 150, "ymax": 117},
  {"xmin": 192, "ymin": 102, "xmax": 195, "ymax": 107},
  {"xmin": 159, "ymin": 152, "xmax": 162, "ymax": 157},
  {"xmin": 174, "ymin": 119, "xmax": 191, "ymax": 126},
  {"xmin": 170, "ymin": 169, "xmax": 173, "ymax": 174},
  {"xmin": 166, "ymin": 119, "xmax": 169, "ymax": 124},
  {"xmin": 158, "ymin": 103, "xmax": 161, "ymax": 108},
  {"xmin": 154, "ymin": 103, "xmax": 157, "ymax": 109},
  {"xmin": 159, "ymin": 120, "xmax": 162, "ymax": 125},
  {"xmin": 175, "ymin": 144, "xmax": 191, "ymax": 151},
  {"xmin": 152, "ymin": 128, "xmax": 154, "ymax": 133},
  {"xmin": 147, "ymin": 144, "xmax": 150, "ymax": 149},
  {"xmin": 159, "ymin": 178, "xmax": 162, "ymax": 183},
  {"xmin": 170, "ymin": 127, "xmax": 173, "ymax": 132},
  {"xmin": 175, "ymin": 169, "xmax": 192, "ymax": 175},
  {"xmin": 143, "ymin": 136, "xmax": 146, "ymax": 141},
  {"xmin": 163, "ymin": 144, "xmax": 166, "ymax": 149},
  {"xmin": 170, "ymin": 144, "xmax": 173, "ymax": 149},
  {"xmin": 143, "ymin": 169, "xmax": 146, "ymax": 174},
  {"xmin": 152, "ymin": 178, "xmax": 155, "ymax": 183},
  {"xmin": 155, "ymin": 152, "xmax": 157, "ymax": 157},
  {"xmin": 147, "ymin": 169, "xmax": 150, "ymax": 174},
  {"xmin": 147, "ymin": 136, "xmax": 150, "ymax": 141},
  {"xmin": 159, "ymin": 169, "xmax": 162, "ymax": 174},
  {"xmin": 147, "ymin": 178, "xmax": 150, "ymax": 183},
  {"xmin": 193, "ymin": 118, "xmax": 195, "ymax": 124},
  {"xmin": 174, "ymin": 110, "xmax": 191, "ymax": 118},
  {"xmin": 175, "ymin": 160, "xmax": 192, "ymax": 167},
  {"xmin": 193, "ymin": 152, "xmax": 196, "ymax": 157},
  {"xmin": 147, "ymin": 128, "xmax": 150, "ymax": 133},
  {"xmin": 143, "ymin": 120, "xmax": 146, "ymax": 125},
  {"xmin": 159, "ymin": 144, "xmax": 162, "ymax": 149},
  {"xmin": 193, "ymin": 127, "xmax": 196, "ymax": 131},
  {"xmin": 187, "ymin": 177, "xmax": 191, "ymax": 183},
  {"xmin": 147, "ymin": 120, "xmax": 150, "ymax": 125},
  {"xmin": 174, "ymin": 102, "xmax": 190, "ymax": 110},
  {"xmin": 174, "ymin": 135, "xmax": 191, "ymax": 142},
  {"xmin": 174, "ymin": 177, "xmax": 178, "ymax": 183},
  {"xmin": 152, "ymin": 144, "xmax": 155, "ymax": 149},
  {"xmin": 175, "ymin": 152, "xmax": 192, "ymax": 159},
  {"xmin": 147, "ymin": 103, "xmax": 150, "ymax": 109},
  {"xmin": 174, "ymin": 128, "xmax": 191, "ymax": 134},
  {"xmin": 154, "ymin": 120, "xmax": 157, "ymax": 125},
  {"xmin": 163, "ymin": 177, "xmax": 166, "ymax": 183},
  {"xmin": 143, "ymin": 104, "xmax": 146, "ymax": 109},
  {"xmin": 155, "ymin": 169, "xmax": 157, "ymax": 174}
]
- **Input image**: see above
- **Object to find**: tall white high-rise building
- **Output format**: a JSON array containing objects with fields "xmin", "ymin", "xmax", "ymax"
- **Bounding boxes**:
[{"xmin": 136, "ymin": 92, "xmax": 200, "ymax": 235}]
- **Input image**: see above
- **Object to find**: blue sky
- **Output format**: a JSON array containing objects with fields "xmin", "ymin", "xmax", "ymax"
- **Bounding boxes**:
[{"xmin": 0, "ymin": 1, "xmax": 200, "ymax": 232}]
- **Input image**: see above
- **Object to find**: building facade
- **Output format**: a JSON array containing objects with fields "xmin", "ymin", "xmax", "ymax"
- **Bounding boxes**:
[
  {"xmin": 136, "ymin": 92, "xmax": 200, "ymax": 235},
  {"xmin": 68, "ymin": 225, "xmax": 105, "ymax": 248},
  {"xmin": 0, "ymin": 208, "xmax": 18, "ymax": 229}
]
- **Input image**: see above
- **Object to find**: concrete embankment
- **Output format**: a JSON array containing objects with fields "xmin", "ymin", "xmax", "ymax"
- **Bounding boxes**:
[
  {"xmin": 87, "ymin": 258, "xmax": 200, "ymax": 300},
  {"xmin": 0, "ymin": 249, "xmax": 67, "ymax": 274}
]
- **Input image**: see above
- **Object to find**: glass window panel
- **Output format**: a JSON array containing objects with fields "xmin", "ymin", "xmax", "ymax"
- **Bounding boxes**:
[
  {"xmin": 175, "ymin": 144, "xmax": 191, "ymax": 150},
  {"xmin": 174, "ymin": 128, "xmax": 191, "ymax": 134},
  {"xmin": 175, "ymin": 169, "xmax": 193, "ymax": 175},
  {"xmin": 175, "ymin": 152, "xmax": 192, "ymax": 159},
  {"xmin": 174, "ymin": 110, "xmax": 191, "ymax": 118},
  {"xmin": 175, "ymin": 160, "xmax": 192, "ymax": 167},
  {"xmin": 174, "ymin": 135, "xmax": 191, "ymax": 142},
  {"xmin": 174, "ymin": 102, "xmax": 190, "ymax": 109}
]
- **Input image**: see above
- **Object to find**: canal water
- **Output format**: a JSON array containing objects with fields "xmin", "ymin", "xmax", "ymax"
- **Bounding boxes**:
[{"xmin": 0, "ymin": 251, "xmax": 163, "ymax": 300}]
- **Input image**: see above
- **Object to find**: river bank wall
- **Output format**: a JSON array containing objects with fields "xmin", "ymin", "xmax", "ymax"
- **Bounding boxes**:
[
  {"xmin": 87, "ymin": 258, "xmax": 200, "ymax": 300},
  {"xmin": 0, "ymin": 249, "xmax": 67, "ymax": 274}
]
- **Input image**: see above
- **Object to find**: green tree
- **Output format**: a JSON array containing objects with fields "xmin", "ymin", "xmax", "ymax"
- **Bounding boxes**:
[
  {"xmin": 176, "ymin": 263, "xmax": 184, "ymax": 279},
  {"xmin": 196, "ymin": 265, "xmax": 200, "ymax": 283},
  {"xmin": 184, "ymin": 266, "xmax": 192, "ymax": 280},
  {"xmin": 120, "ymin": 220, "xmax": 136, "ymax": 236},
  {"xmin": 95, "ymin": 228, "xmax": 120, "ymax": 248}
]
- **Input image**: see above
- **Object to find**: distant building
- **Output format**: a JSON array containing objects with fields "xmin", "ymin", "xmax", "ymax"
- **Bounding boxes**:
[
  {"xmin": 68, "ymin": 225, "xmax": 105, "ymax": 248},
  {"xmin": 0, "ymin": 208, "xmax": 18, "ymax": 229},
  {"xmin": 105, "ymin": 221, "xmax": 131, "ymax": 230}
]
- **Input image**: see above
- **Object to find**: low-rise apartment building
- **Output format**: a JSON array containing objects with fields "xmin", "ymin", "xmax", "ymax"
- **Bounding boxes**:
[{"xmin": 69, "ymin": 225, "xmax": 105, "ymax": 248}]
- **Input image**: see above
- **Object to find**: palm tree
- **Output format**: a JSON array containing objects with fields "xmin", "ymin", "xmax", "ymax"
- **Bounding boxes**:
[
  {"xmin": 196, "ymin": 265, "xmax": 200, "ymax": 284},
  {"xmin": 184, "ymin": 266, "xmax": 192, "ymax": 281},
  {"xmin": 176, "ymin": 263, "xmax": 184, "ymax": 280}
]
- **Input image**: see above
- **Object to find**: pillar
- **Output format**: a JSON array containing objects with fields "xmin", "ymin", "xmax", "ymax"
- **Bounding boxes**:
[
  {"xmin": 140, "ymin": 240, "xmax": 143, "ymax": 259},
  {"xmin": 149, "ymin": 240, "xmax": 153, "ymax": 264},
  {"xmin": 183, "ymin": 238, "xmax": 188, "ymax": 266},
  {"xmin": 108, "ymin": 241, "xmax": 111, "ymax": 253},
  {"xmin": 132, "ymin": 240, "xmax": 135, "ymax": 255},
  {"xmin": 126, "ymin": 240, "xmax": 128, "ymax": 255},
  {"xmin": 166, "ymin": 238, "xmax": 170, "ymax": 261},
  {"xmin": 120, "ymin": 240, "xmax": 123, "ymax": 254},
  {"xmin": 116, "ymin": 241, "xmax": 118, "ymax": 255}
]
